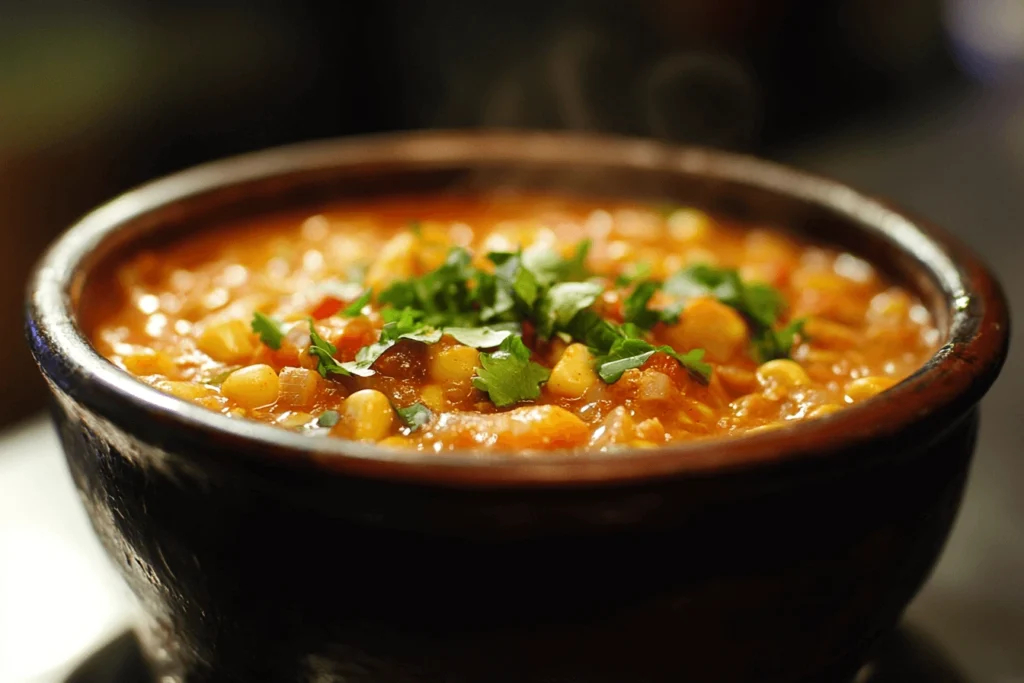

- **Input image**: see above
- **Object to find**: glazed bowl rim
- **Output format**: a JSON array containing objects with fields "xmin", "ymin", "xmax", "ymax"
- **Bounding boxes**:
[{"xmin": 25, "ymin": 130, "xmax": 1010, "ymax": 487}]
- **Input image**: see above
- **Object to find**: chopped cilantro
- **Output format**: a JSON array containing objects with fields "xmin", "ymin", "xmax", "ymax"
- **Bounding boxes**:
[
  {"xmin": 596, "ymin": 337, "xmax": 712, "ymax": 384},
  {"xmin": 535, "ymin": 281, "xmax": 603, "ymax": 338},
  {"xmin": 395, "ymin": 402, "xmax": 433, "ymax": 432},
  {"xmin": 251, "ymin": 311, "xmax": 285, "ymax": 350},
  {"xmin": 472, "ymin": 335, "xmax": 551, "ymax": 407},
  {"xmin": 565, "ymin": 309, "xmax": 626, "ymax": 353},
  {"xmin": 664, "ymin": 263, "xmax": 801, "ymax": 360},
  {"xmin": 341, "ymin": 288, "xmax": 373, "ymax": 317},
  {"xmin": 443, "ymin": 325, "xmax": 517, "ymax": 348},
  {"xmin": 308, "ymin": 324, "xmax": 350, "ymax": 378},
  {"xmin": 317, "ymin": 410, "xmax": 340, "ymax": 428},
  {"xmin": 614, "ymin": 261, "xmax": 652, "ymax": 287},
  {"xmin": 753, "ymin": 317, "xmax": 807, "ymax": 362},
  {"xmin": 339, "ymin": 320, "xmax": 519, "ymax": 378},
  {"xmin": 204, "ymin": 367, "xmax": 238, "ymax": 386},
  {"xmin": 622, "ymin": 280, "xmax": 680, "ymax": 329}
]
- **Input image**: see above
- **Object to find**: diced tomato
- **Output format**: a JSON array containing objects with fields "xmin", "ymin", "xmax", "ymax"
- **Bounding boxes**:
[
  {"xmin": 311, "ymin": 296, "xmax": 344, "ymax": 320},
  {"xmin": 332, "ymin": 318, "xmax": 379, "ymax": 361},
  {"xmin": 640, "ymin": 351, "xmax": 690, "ymax": 387}
]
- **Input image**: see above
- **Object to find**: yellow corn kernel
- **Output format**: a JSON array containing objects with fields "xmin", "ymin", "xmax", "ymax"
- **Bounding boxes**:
[
  {"xmin": 197, "ymin": 320, "xmax": 256, "ymax": 363},
  {"xmin": 337, "ymin": 389, "xmax": 394, "ymax": 441},
  {"xmin": 428, "ymin": 345, "xmax": 480, "ymax": 384},
  {"xmin": 807, "ymin": 404, "xmax": 842, "ymax": 419},
  {"xmin": 844, "ymin": 376, "xmax": 897, "ymax": 402},
  {"xmin": 667, "ymin": 208, "xmax": 712, "ymax": 243},
  {"xmin": 221, "ymin": 364, "xmax": 280, "ymax": 409},
  {"xmin": 629, "ymin": 440, "xmax": 660, "ymax": 449},
  {"xmin": 365, "ymin": 233, "xmax": 416, "ymax": 291},
  {"xmin": 419, "ymin": 384, "xmax": 446, "ymax": 411},
  {"xmin": 158, "ymin": 380, "xmax": 215, "ymax": 402},
  {"xmin": 547, "ymin": 343, "xmax": 597, "ymax": 398},
  {"xmin": 377, "ymin": 436, "xmax": 413, "ymax": 450},
  {"xmin": 756, "ymin": 359, "xmax": 811, "ymax": 391},
  {"xmin": 804, "ymin": 318, "xmax": 859, "ymax": 350},
  {"xmin": 666, "ymin": 298, "xmax": 748, "ymax": 363},
  {"xmin": 715, "ymin": 366, "xmax": 757, "ymax": 396},
  {"xmin": 868, "ymin": 290, "xmax": 912, "ymax": 322},
  {"xmin": 122, "ymin": 348, "xmax": 176, "ymax": 377},
  {"xmin": 275, "ymin": 411, "xmax": 315, "ymax": 429}
]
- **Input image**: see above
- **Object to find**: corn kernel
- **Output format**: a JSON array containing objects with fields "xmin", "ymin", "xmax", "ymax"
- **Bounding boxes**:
[
  {"xmin": 419, "ymin": 384, "xmax": 446, "ymax": 411},
  {"xmin": 122, "ymin": 348, "xmax": 176, "ymax": 377},
  {"xmin": 197, "ymin": 320, "xmax": 255, "ymax": 363},
  {"xmin": 365, "ymin": 233, "xmax": 416, "ymax": 291},
  {"xmin": 275, "ymin": 411, "xmax": 315, "ymax": 428},
  {"xmin": 377, "ymin": 436, "xmax": 413, "ymax": 449},
  {"xmin": 336, "ymin": 389, "xmax": 394, "ymax": 441},
  {"xmin": 157, "ymin": 380, "xmax": 215, "ymax": 402},
  {"xmin": 428, "ymin": 345, "xmax": 480, "ymax": 384},
  {"xmin": 756, "ymin": 359, "xmax": 811, "ymax": 391},
  {"xmin": 807, "ymin": 404, "xmax": 842, "ymax": 419},
  {"xmin": 844, "ymin": 376, "xmax": 897, "ymax": 402},
  {"xmin": 666, "ymin": 298, "xmax": 748, "ymax": 363},
  {"xmin": 667, "ymin": 208, "xmax": 712, "ymax": 243},
  {"xmin": 221, "ymin": 364, "xmax": 280, "ymax": 409},
  {"xmin": 804, "ymin": 318, "xmax": 859, "ymax": 350},
  {"xmin": 547, "ymin": 344, "xmax": 597, "ymax": 398}
]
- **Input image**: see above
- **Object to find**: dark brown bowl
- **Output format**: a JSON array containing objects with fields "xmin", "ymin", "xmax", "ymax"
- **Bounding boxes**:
[{"xmin": 25, "ymin": 132, "xmax": 1009, "ymax": 682}]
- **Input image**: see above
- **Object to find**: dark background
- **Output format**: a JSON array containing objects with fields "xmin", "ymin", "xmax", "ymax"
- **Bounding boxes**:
[{"xmin": 1, "ymin": 1, "xmax": 1021, "ymax": 680}]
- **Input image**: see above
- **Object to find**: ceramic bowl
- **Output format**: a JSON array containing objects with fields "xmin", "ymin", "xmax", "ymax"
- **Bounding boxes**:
[{"xmin": 26, "ymin": 132, "xmax": 1009, "ymax": 682}]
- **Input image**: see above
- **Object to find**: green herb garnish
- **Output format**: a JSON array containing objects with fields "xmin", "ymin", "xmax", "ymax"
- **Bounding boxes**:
[
  {"xmin": 395, "ymin": 402, "xmax": 433, "ymax": 432},
  {"xmin": 341, "ymin": 288, "xmax": 373, "ymax": 317},
  {"xmin": 317, "ymin": 410, "xmax": 340, "ymax": 427},
  {"xmin": 535, "ymin": 281, "xmax": 603, "ymax": 338},
  {"xmin": 251, "ymin": 311, "xmax": 286, "ymax": 350},
  {"xmin": 472, "ymin": 335, "xmax": 551, "ymax": 407},
  {"xmin": 204, "ymin": 367, "xmax": 238, "ymax": 386},
  {"xmin": 664, "ymin": 264, "xmax": 802, "ymax": 360},
  {"xmin": 595, "ymin": 338, "xmax": 711, "ymax": 384},
  {"xmin": 308, "ymin": 323, "xmax": 350, "ymax": 378}
]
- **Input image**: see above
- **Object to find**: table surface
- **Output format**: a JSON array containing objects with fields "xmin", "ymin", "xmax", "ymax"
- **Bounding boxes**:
[{"xmin": 2, "ymin": 84, "xmax": 1022, "ymax": 683}]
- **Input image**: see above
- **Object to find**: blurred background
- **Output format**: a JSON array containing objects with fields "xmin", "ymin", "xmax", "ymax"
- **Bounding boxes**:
[{"xmin": 1, "ymin": 0, "xmax": 1022, "ymax": 681}]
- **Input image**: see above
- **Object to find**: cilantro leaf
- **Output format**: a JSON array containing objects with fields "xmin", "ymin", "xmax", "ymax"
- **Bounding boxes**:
[
  {"xmin": 622, "ymin": 280, "xmax": 662, "ymax": 329},
  {"xmin": 595, "ymin": 338, "xmax": 712, "ymax": 384},
  {"xmin": 565, "ymin": 309, "xmax": 627, "ymax": 354},
  {"xmin": 535, "ymin": 281, "xmax": 603, "ymax": 338},
  {"xmin": 661, "ymin": 346, "xmax": 712, "ymax": 384},
  {"xmin": 443, "ymin": 325, "xmax": 518, "ymax": 348},
  {"xmin": 614, "ymin": 261, "xmax": 652, "ymax": 287},
  {"xmin": 341, "ymin": 288, "xmax": 373, "ymax": 317},
  {"xmin": 595, "ymin": 338, "xmax": 660, "ymax": 383},
  {"xmin": 377, "ymin": 247, "xmax": 478, "ymax": 325},
  {"xmin": 251, "ymin": 312, "xmax": 286, "ymax": 350},
  {"xmin": 317, "ymin": 410, "xmax": 340, "ymax": 428},
  {"xmin": 204, "ymin": 367, "xmax": 239, "ymax": 386},
  {"xmin": 665, "ymin": 263, "xmax": 799, "ymax": 360},
  {"xmin": 472, "ymin": 335, "xmax": 550, "ymax": 407},
  {"xmin": 520, "ymin": 240, "xmax": 591, "ymax": 285},
  {"xmin": 395, "ymin": 402, "xmax": 433, "ymax": 432},
  {"xmin": 753, "ymin": 317, "xmax": 807, "ymax": 362},
  {"xmin": 308, "ymin": 324, "xmax": 350, "ymax": 378}
]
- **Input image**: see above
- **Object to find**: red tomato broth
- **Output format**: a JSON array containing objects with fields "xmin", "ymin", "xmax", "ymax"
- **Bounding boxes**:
[{"xmin": 82, "ymin": 194, "xmax": 940, "ymax": 454}]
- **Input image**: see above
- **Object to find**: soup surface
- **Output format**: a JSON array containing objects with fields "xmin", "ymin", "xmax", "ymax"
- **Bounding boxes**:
[{"xmin": 84, "ymin": 194, "xmax": 940, "ymax": 453}]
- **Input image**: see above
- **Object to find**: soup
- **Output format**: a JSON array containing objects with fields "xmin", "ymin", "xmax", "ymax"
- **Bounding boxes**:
[{"xmin": 83, "ymin": 194, "xmax": 940, "ymax": 453}]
